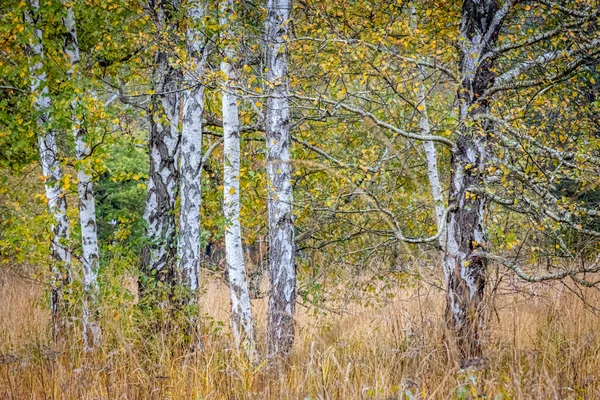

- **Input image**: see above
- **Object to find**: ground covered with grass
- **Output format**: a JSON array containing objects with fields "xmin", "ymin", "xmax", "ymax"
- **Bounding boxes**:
[{"xmin": 1, "ymin": 269, "xmax": 600, "ymax": 399}]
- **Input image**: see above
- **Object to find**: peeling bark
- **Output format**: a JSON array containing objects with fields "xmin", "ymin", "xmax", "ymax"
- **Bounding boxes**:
[
  {"xmin": 220, "ymin": 0, "xmax": 257, "ymax": 360},
  {"xmin": 265, "ymin": 0, "xmax": 296, "ymax": 359},
  {"xmin": 177, "ymin": 0, "xmax": 207, "ymax": 294},
  {"xmin": 142, "ymin": 0, "xmax": 181, "ymax": 297},
  {"xmin": 25, "ymin": 0, "xmax": 71, "ymax": 342},
  {"xmin": 175, "ymin": 0, "xmax": 211, "ymax": 349},
  {"xmin": 443, "ymin": 0, "xmax": 502, "ymax": 364},
  {"xmin": 62, "ymin": 1, "xmax": 101, "ymax": 351}
]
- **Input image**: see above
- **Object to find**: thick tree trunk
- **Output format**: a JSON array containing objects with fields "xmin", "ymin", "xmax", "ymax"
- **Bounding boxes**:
[
  {"xmin": 25, "ymin": 0, "xmax": 72, "ymax": 342},
  {"xmin": 142, "ymin": 1, "xmax": 180, "ymax": 298},
  {"xmin": 220, "ymin": 0, "xmax": 257, "ymax": 360},
  {"xmin": 265, "ymin": 0, "xmax": 296, "ymax": 359},
  {"xmin": 62, "ymin": 2, "xmax": 101, "ymax": 351},
  {"xmin": 177, "ymin": 1, "xmax": 207, "ymax": 295},
  {"xmin": 443, "ymin": 0, "xmax": 501, "ymax": 364}
]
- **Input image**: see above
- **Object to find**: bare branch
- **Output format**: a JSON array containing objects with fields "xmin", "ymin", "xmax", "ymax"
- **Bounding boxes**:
[
  {"xmin": 495, "ymin": 38, "xmax": 600, "ymax": 86},
  {"xmin": 486, "ymin": 11, "xmax": 599, "ymax": 59},
  {"xmin": 480, "ymin": 251, "xmax": 600, "ymax": 287},
  {"xmin": 292, "ymin": 94, "xmax": 457, "ymax": 148},
  {"xmin": 534, "ymin": 0, "xmax": 595, "ymax": 18}
]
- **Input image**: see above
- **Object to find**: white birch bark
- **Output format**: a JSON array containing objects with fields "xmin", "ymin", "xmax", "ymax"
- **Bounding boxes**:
[
  {"xmin": 25, "ymin": 0, "xmax": 71, "ymax": 342},
  {"xmin": 416, "ymin": 82, "xmax": 445, "ymax": 246},
  {"xmin": 62, "ymin": 2, "xmax": 101, "ymax": 351},
  {"xmin": 410, "ymin": 3, "xmax": 445, "ymax": 244},
  {"xmin": 264, "ymin": 0, "xmax": 296, "ymax": 358},
  {"xmin": 220, "ymin": 0, "xmax": 256, "ymax": 360},
  {"xmin": 174, "ymin": 0, "xmax": 211, "ymax": 349},
  {"xmin": 177, "ymin": 0, "xmax": 208, "ymax": 294}
]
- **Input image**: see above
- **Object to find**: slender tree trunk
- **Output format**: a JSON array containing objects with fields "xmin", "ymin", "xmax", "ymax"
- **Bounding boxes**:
[
  {"xmin": 220, "ymin": 0, "xmax": 257, "ymax": 360},
  {"xmin": 411, "ymin": 2, "xmax": 444, "ymax": 243},
  {"xmin": 177, "ymin": 1, "xmax": 206, "ymax": 296},
  {"xmin": 176, "ymin": 0, "xmax": 210, "ymax": 348},
  {"xmin": 142, "ymin": 0, "xmax": 181, "ymax": 299},
  {"xmin": 416, "ymin": 82, "xmax": 445, "ymax": 243},
  {"xmin": 25, "ymin": 0, "xmax": 72, "ymax": 342},
  {"xmin": 443, "ymin": 0, "xmax": 501, "ymax": 364},
  {"xmin": 62, "ymin": 1, "xmax": 101, "ymax": 351},
  {"xmin": 264, "ymin": 0, "xmax": 296, "ymax": 359}
]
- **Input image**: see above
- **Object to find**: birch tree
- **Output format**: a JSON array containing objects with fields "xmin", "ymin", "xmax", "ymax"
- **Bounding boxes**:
[
  {"xmin": 264, "ymin": 0, "xmax": 296, "ymax": 358},
  {"xmin": 177, "ymin": 0, "xmax": 208, "ymax": 298},
  {"xmin": 287, "ymin": 0, "xmax": 600, "ymax": 365},
  {"xmin": 25, "ymin": 0, "xmax": 72, "ymax": 342},
  {"xmin": 62, "ymin": 0, "xmax": 101, "ymax": 351},
  {"xmin": 142, "ymin": 0, "xmax": 181, "ymax": 296},
  {"xmin": 417, "ymin": 87, "xmax": 445, "ymax": 244},
  {"xmin": 220, "ymin": 0, "xmax": 256, "ymax": 359},
  {"xmin": 440, "ymin": 0, "xmax": 503, "ymax": 362},
  {"xmin": 411, "ymin": 2, "xmax": 445, "ymax": 247},
  {"xmin": 443, "ymin": 0, "xmax": 600, "ymax": 363}
]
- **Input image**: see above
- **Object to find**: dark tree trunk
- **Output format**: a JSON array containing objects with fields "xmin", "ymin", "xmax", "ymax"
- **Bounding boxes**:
[
  {"xmin": 443, "ymin": 0, "xmax": 503, "ymax": 364},
  {"xmin": 141, "ymin": 0, "xmax": 181, "ymax": 304}
]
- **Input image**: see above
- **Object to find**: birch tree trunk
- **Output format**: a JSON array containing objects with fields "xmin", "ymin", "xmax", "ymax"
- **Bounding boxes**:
[
  {"xmin": 25, "ymin": 0, "xmax": 72, "ymax": 342},
  {"xmin": 443, "ymin": 0, "xmax": 501, "ymax": 364},
  {"xmin": 62, "ymin": 1, "xmax": 101, "ymax": 351},
  {"xmin": 417, "ymin": 87, "xmax": 445, "ymax": 242},
  {"xmin": 264, "ymin": 0, "xmax": 296, "ymax": 359},
  {"xmin": 142, "ymin": 0, "xmax": 181, "ymax": 298},
  {"xmin": 177, "ymin": 0, "xmax": 207, "ymax": 296},
  {"xmin": 410, "ymin": 3, "xmax": 444, "ymax": 243},
  {"xmin": 176, "ymin": 0, "xmax": 211, "ymax": 348},
  {"xmin": 220, "ymin": 0, "xmax": 256, "ymax": 360}
]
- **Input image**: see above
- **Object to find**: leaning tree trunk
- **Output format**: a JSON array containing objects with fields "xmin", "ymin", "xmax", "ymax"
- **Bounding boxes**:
[
  {"xmin": 443, "ymin": 0, "xmax": 502, "ymax": 364},
  {"xmin": 410, "ymin": 2, "xmax": 445, "ymax": 243},
  {"xmin": 416, "ymin": 74, "xmax": 445, "ymax": 248},
  {"xmin": 142, "ymin": 0, "xmax": 180, "ymax": 301},
  {"xmin": 25, "ymin": 0, "xmax": 72, "ymax": 342},
  {"xmin": 220, "ymin": 0, "xmax": 257, "ymax": 360},
  {"xmin": 264, "ymin": 0, "xmax": 296, "ymax": 359},
  {"xmin": 62, "ymin": 1, "xmax": 101, "ymax": 351}
]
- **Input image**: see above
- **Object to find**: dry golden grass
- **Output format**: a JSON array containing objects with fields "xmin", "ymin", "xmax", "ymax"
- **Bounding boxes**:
[{"xmin": 2, "ymin": 269, "xmax": 600, "ymax": 399}]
